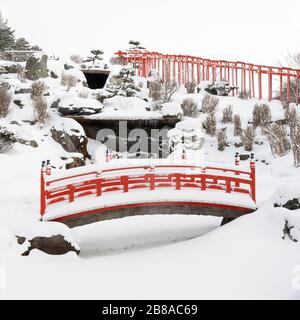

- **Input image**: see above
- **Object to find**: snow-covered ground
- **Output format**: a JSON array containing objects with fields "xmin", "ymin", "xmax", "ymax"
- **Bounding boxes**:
[{"xmin": 1, "ymin": 57, "xmax": 300, "ymax": 300}]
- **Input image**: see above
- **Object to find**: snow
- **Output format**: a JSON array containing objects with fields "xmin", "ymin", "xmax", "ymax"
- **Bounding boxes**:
[
  {"xmin": 1, "ymin": 55, "xmax": 300, "ymax": 299},
  {"xmin": 161, "ymin": 102, "xmax": 182, "ymax": 117}
]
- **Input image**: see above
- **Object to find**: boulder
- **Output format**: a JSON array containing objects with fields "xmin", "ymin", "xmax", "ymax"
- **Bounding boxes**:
[
  {"xmin": 51, "ymin": 118, "xmax": 90, "ymax": 159},
  {"xmin": 25, "ymin": 53, "xmax": 48, "ymax": 80},
  {"xmin": 17, "ymin": 235, "xmax": 80, "ymax": 256}
]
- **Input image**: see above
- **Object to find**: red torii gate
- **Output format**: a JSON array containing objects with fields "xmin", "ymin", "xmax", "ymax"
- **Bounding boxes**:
[{"xmin": 115, "ymin": 50, "xmax": 300, "ymax": 104}]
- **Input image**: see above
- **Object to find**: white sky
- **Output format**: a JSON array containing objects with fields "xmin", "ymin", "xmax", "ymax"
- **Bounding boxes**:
[{"xmin": 1, "ymin": 0, "xmax": 300, "ymax": 65}]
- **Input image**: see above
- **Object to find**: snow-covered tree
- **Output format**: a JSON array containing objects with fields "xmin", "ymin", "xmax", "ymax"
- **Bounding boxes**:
[
  {"xmin": 13, "ymin": 37, "xmax": 31, "ymax": 50},
  {"xmin": 85, "ymin": 49, "xmax": 104, "ymax": 64},
  {"xmin": 0, "ymin": 14, "xmax": 15, "ymax": 50},
  {"xmin": 0, "ymin": 126, "xmax": 16, "ymax": 153},
  {"xmin": 128, "ymin": 40, "xmax": 145, "ymax": 50}
]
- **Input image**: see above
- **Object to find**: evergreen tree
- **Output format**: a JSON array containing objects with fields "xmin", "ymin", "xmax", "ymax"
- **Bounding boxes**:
[{"xmin": 14, "ymin": 37, "xmax": 31, "ymax": 50}]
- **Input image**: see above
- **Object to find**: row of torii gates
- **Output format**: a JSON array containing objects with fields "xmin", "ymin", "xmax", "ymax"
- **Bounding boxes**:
[{"xmin": 115, "ymin": 50, "xmax": 300, "ymax": 103}]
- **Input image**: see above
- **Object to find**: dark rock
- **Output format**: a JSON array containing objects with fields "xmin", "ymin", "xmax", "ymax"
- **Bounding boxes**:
[
  {"xmin": 64, "ymin": 63, "xmax": 74, "ymax": 70},
  {"xmin": 16, "ymin": 236, "xmax": 26, "ymax": 245},
  {"xmin": 51, "ymin": 126, "xmax": 90, "ymax": 159},
  {"xmin": 58, "ymin": 106, "xmax": 102, "ymax": 116},
  {"xmin": 15, "ymin": 88, "xmax": 32, "ymax": 94},
  {"xmin": 239, "ymin": 154, "xmax": 250, "ymax": 161},
  {"xmin": 275, "ymin": 198, "xmax": 300, "ymax": 211},
  {"xmin": 0, "ymin": 80, "xmax": 11, "ymax": 90},
  {"xmin": 82, "ymin": 81, "xmax": 88, "ymax": 88},
  {"xmin": 282, "ymin": 219, "xmax": 298, "ymax": 242},
  {"xmin": 22, "ymin": 120, "xmax": 37, "ymax": 125},
  {"xmin": 13, "ymin": 99, "xmax": 24, "ymax": 108},
  {"xmin": 66, "ymin": 156, "xmax": 86, "ymax": 169},
  {"xmin": 50, "ymin": 99, "xmax": 60, "ymax": 109},
  {"xmin": 234, "ymin": 142, "xmax": 243, "ymax": 148},
  {"xmin": 10, "ymin": 120, "xmax": 21, "ymax": 126},
  {"xmin": 50, "ymin": 71, "xmax": 58, "ymax": 79},
  {"xmin": 19, "ymin": 234, "xmax": 80, "ymax": 256},
  {"xmin": 3, "ymin": 64, "xmax": 22, "ymax": 73},
  {"xmin": 17, "ymin": 138, "xmax": 38, "ymax": 148},
  {"xmin": 25, "ymin": 53, "xmax": 48, "ymax": 80}
]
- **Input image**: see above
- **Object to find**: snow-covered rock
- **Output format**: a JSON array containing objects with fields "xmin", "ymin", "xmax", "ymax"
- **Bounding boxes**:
[
  {"xmin": 103, "ymin": 96, "xmax": 148, "ymax": 113},
  {"xmin": 161, "ymin": 102, "xmax": 183, "ymax": 117},
  {"xmin": 58, "ymin": 97, "xmax": 103, "ymax": 116}
]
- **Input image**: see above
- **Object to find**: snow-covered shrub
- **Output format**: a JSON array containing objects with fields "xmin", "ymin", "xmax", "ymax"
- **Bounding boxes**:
[
  {"xmin": 291, "ymin": 123, "xmax": 300, "ymax": 167},
  {"xmin": 61, "ymin": 73, "xmax": 78, "ymax": 91},
  {"xmin": 252, "ymin": 103, "xmax": 271, "ymax": 128},
  {"xmin": 241, "ymin": 125, "xmax": 255, "ymax": 151},
  {"xmin": 217, "ymin": 129, "xmax": 227, "ymax": 151},
  {"xmin": 70, "ymin": 54, "xmax": 83, "ymax": 64},
  {"xmin": 181, "ymin": 98, "xmax": 198, "ymax": 118},
  {"xmin": 201, "ymin": 93, "xmax": 219, "ymax": 113},
  {"xmin": 0, "ymin": 87, "xmax": 11, "ymax": 117},
  {"xmin": 222, "ymin": 105, "xmax": 233, "ymax": 123},
  {"xmin": 185, "ymin": 80, "xmax": 197, "ymax": 94},
  {"xmin": 0, "ymin": 126, "xmax": 17, "ymax": 152},
  {"xmin": 284, "ymin": 104, "xmax": 298, "ymax": 129},
  {"xmin": 233, "ymin": 114, "xmax": 242, "ymax": 136},
  {"xmin": 33, "ymin": 96, "xmax": 48, "ymax": 125},
  {"xmin": 203, "ymin": 113, "xmax": 216, "ymax": 136},
  {"xmin": 31, "ymin": 81, "xmax": 46, "ymax": 98},
  {"xmin": 161, "ymin": 79, "xmax": 180, "ymax": 103},
  {"xmin": 267, "ymin": 123, "xmax": 291, "ymax": 157},
  {"xmin": 106, "ymin": 68, "xmax": 140, "ymax": 97},
  {"xmin": 149, "ymin": 80, "xmax": 162, "ymax": 101}
]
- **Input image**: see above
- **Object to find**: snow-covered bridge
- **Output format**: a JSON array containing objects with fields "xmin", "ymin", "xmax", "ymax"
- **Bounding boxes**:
[{"xmin": 40, "ymin": 156, "xmax": 257, "ymax": 228}]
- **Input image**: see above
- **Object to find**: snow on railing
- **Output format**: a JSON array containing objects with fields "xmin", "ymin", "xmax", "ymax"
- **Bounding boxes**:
[
  {"xmin": 40, "ymin": 154, "xmax": 256, "ymax": 217},
  {"xmin": 115, "ymin": 50, "xmax": 300, "ymax": 103}
]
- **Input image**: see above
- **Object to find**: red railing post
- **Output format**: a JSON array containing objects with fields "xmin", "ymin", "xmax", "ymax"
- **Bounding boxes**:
[
  {"xmin": 40, "ymin": 160, "xmax": 46, "ymax": 217},
  {"xmin": 175, "ymin": 174, "xmax": 181, "ymax": 190},
  {"xmin": 69, "ymin": 185, "xmax": 75, "ymax": 202},
  {"xmin": 234, "ymin": 152, "xmax": 240, "ymax": 188},
  {"xmin": 148, "ymin": 174, "xmax": 155, "ymax": 190},
  {"xmin": 250, "ymin": 153, "xmax": 256, "ymax": 203},
  {"xmin": 122, "ymin": 176, "xmax": 129, "ymax": 193}
]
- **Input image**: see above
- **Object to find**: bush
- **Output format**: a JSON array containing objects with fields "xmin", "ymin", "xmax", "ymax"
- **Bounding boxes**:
[
  {"xmin": 33, "ymin": 96, "xmax": 48, "ymax": 125},
  {"xmin": 222, "ymin": 105, "xmax": 233, "ymax": 123},
  {"xmin": 217, "ymin": 129, "xmax": 227, "ymax": 151},
  {"xmin": 284, "ymin": 104, "xmax": 298, "ymax": 129},
  {"xmin": 61, "ymin": 73, "xmax": 78, "ymax": 91},
  {"xmin": 70, "ymin": 54, "xmax": 83, "ymax": 64},
  {"xmin": 233, "ymin": 114, "xmax": 242, "ymax": 136},
  {"xmin": 267, "ymin": 123, "xmax": 291, "ymax": 157},
  {"xmin": 201, "ymin": 93, "xmax": 219, "ymax": 113},
  {"xmin": 31, "ymin": 81, "xmax": 46, "ymax": 99},
  {"xmin": 161, "ymin": 79, "xmax": 180, "ymax": 103},
  {"xmin": 252, "ymin": 103, "xmax": 271, "ymax": 128},
  {"xmin": 149, "ymin": 80, "xmax": 162, "ymax": 101},
  {"xmin": 241, "ymin": 125, "xmax": 255, "ymax": 151},
  {"xmin": 0, "ymin": 126, "xmax": 17, "ymax": 152},
  {"xmin": 0, "ymin": 87, "xmax": 11, "ymax": 117},
  {"xmin": 185, "ymin": 80, "xmax": 197, "ymax": 94},
  {"xmin": 238, "ymin": 90, "xmax": 250, "ymax": 100},
  {"xmin": 291, "ymin": 123, "xmax": 300, "ymax": 167},
  {"xmin": 181, "ymin": 98, "xmax": 198, "ymax": 118},
  {"xmin": 203, "ymin": 113, "xmax": 216, "ymax": 136}
]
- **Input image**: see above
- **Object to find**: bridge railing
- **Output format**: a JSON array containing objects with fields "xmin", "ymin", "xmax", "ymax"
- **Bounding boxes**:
[
  {"xmin": 40, "ymin": 155, "xmax": 256, "ymax": 217},
  {"xmin": 115, "ymin": 50, "xmax": 300, "ymax": 104}
]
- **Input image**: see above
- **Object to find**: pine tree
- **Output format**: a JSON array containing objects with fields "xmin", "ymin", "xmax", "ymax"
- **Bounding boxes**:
[
  {"xmin": 0, "ymin": 11, "xmax": 15, "ymax": 50},
  {"xmin": 14, "ymin": 37, "xmax": 31, "ymax": 50}
]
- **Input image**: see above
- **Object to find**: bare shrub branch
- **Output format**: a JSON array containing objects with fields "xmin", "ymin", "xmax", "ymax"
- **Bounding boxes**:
[
  {"xmin": 222, "ymin": 105, "xmax": 233, "ymax": 123},
  {"xmin": 203, "ymin": 113, "xmax": 216, "ymax": 136},
  {"xmin": 217, "ymin": 129, "xmax": 227, "ymax": 151},
  {"xmin": 0, "ymin": 87, "xmax": 11, "ymax": 117},
  {"xmin": 61, "ymin": 73, "xmax": 78, "ymax": 91},
  {"xmin": 201, "ymin": 93, "xmax": 219, "ymax": 113},
  {"xmin": 252, "ymin": 103, "xmax": 271, "ymax": 128},
  {"xmin": 233, "ymin": 114, "xmax": 242, "ymax": 136},
  {"xmin": 185, "ymin": 80, "xmax": 197, "ymax": 94},
  {"xmin": 241, "ymin": 125, "xmax": 255, "ymax": 151},
  {"xmin": 181, "ymin": 98, "xmax": 198, "ymax": 118},
  {"xmin": 266, "ymin": 123, "xmax": 291, "ymax": 157}
]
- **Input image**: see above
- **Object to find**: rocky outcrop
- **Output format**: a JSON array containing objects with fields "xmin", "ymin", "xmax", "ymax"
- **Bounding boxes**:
[
  {"xmin": 25, "ymin": 53, "xmax": 48, "ymax": 80},
  {"xmin": 275, "ymin": 198, "xmax": 300, "ymax": 211},
  {"xmin": 51, "ymin": 123, "xmax": 91, "ymax": 159},
  {"xmin": 17, "ymin": 235, "xmax": 80, "ymax": 256}
]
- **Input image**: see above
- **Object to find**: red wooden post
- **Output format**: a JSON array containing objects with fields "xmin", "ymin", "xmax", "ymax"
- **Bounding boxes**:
[
  {"xmin": 235, "ymin": 152, "xmax": 240, "ymax": 188},
  {"xmin": 148, "ymin": 174, "xmax": 155, "ymax": 190},
  {"xmin": 268, "ymin": 67, "xmax": 272, "ymax": 102},
  {"xmin": 248, "ymin": 65, "xmax": 252, "ymax": 98},
  {"xmin": 96, "ymin": 179, "xmax": 102, "ymax": 196},
  {"xmin": 250, "ymin": 153, "xmax": 256, "ymax": 203},
  {"xmin": 69, "ymin": 185, "xmax": 75, "ymax": 203},
  {"xmin": 287, "ymin": 72, "xmax": 291, "ymax": 102},
  {"xmin": 279, "ymin": 68, "xmax": 283, "ymax": 101},
  {"xmin": 40, "ymin": 161, "xmax": 46, "ymax": 217},
  {"xmin": 175, "ymin": 174, "xmax": 181, "ymax": 190},
  {"xmin": 258, "ymin": 66, "xmax": 262, "ymax": 100},
  {"xmin": 296, "ymin": 72, "xmax": 299, "ymax": 105},
  {"xmin": 46, "ymin": 160, "xmax": 51, "ymax": 176},
  {"xmin": 182, "ymin": 149, "xmax": 187, "ymax": 160},
  {"xmin": 201, "ymin": 174, "xmax": 206, "ymax": 191},
  {"xmin": 226, "ymin": 178, "xmax": 231, "ymax": 193},
  {"xmin": 122, "ymin": 176, "xmax": 129, "ymax": 193},
  {"xmin": 178, "ymin": 60, "xmax": 181, "ymax": 85}
]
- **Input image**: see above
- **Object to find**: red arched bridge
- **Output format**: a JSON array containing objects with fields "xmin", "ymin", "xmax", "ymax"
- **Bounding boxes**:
[
  {"xmin": 40, "ymin": 156, "xmax": 257, "ymax": 228},
  {"xmin": 115, "ymin": 50, "xmax": 300, "ymax": 103}
]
